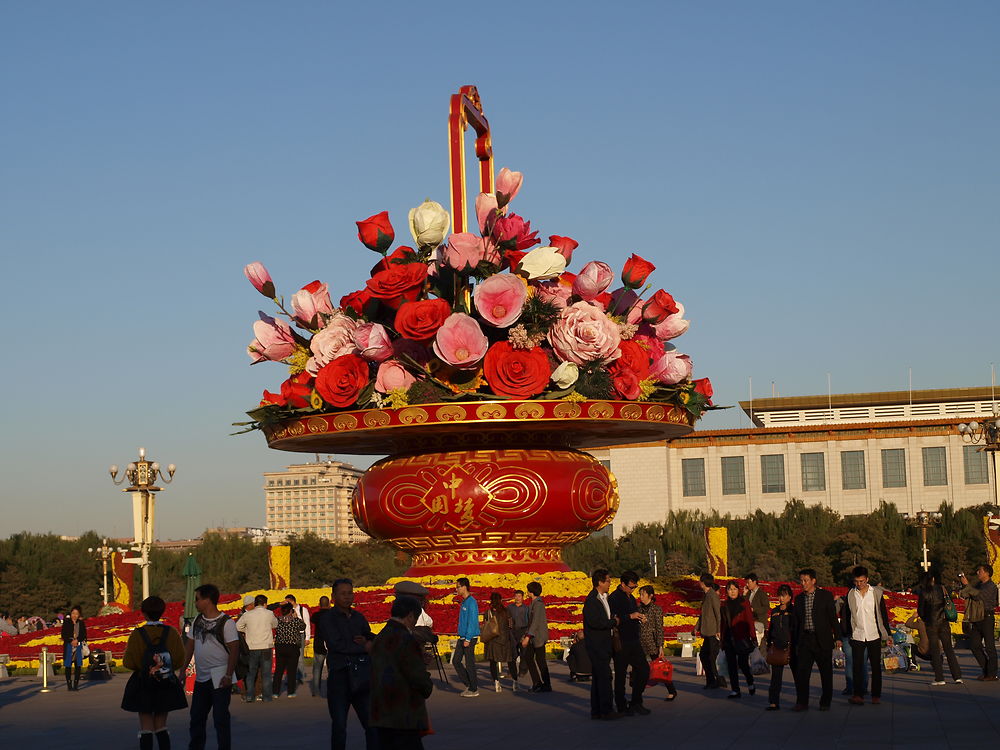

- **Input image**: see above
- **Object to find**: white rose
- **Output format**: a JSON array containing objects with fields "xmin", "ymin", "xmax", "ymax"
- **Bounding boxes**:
[
  {"xmin": 408, "ymin": 199, "xmax": 450, "ymax": 248},
  {"xmin": 551, "ymin": 361, "xmax": 579, "ymax": 389},
  {"xmin": 516, "ymin": 246, "xmax": 566, "ymax": 281}
]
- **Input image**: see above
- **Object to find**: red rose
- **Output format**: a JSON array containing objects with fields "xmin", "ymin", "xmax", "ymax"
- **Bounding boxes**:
[
  {"xmin": 616, "ymin": 340, "xmax": 651, "ymax": 381},
  {"xmin": 693, "ymin": 377, "xmax": 714, "ymax": 403},
  {"xmin": 365, "ymin": 263, "xmax": 427, "ymax": 309},
  {"xmin": 280, "ymin": 371, "xmax": 314, "ymax": 408},
  {"xmin": 621, "ymin": 254, "xmax": 656, "ymax": 289},
  {"xmin": 483, "ymin": 342, "xmax": 550, "ymax": 399},
  {"xmin": 548, "ymin": 235, "xmax": 578, "ymax": 263},
  {"xmin": 395, "ymin": 298, "xmax": 451, "ymax": 341},
  {"xmin": 370, "ymin": 245, "xmax": 417, "ymax": 276},
  {"xmin": 356, "ymin": 210, "xmax": 394, "ymax": 253},
  {"xmin": 503, "ymin": 249, "xmax": 527, "ymax": 271},
  {"xmin": 642, "ymin": 289, "xmax": 679, "ymax": 324},
  {"xmin": 260, "ymin": 390, "xmax": 285, "ymax": 407},
  {"xmin": 315, "ymin": 354, "xmax": 370, "ymax": 408},
  {"xmin": 609, "ymin": 362, "xmax": 641, "ymax": 400},
  {"xmin": 340, "ymin": 289, "xmax": 373, "ymax": 316}
]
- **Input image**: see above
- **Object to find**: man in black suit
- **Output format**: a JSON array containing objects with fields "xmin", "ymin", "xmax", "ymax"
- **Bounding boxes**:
[
  {"xmin": 583, "ymin": 569, "xmax": 620, "ymax": 720},
  {"xmin": 793, "ymin": 568, "xmax": 842, "ymax": 711},
  {"xmin": 608, "ymin": 570, "xmax": 651, "ymax": 716}
]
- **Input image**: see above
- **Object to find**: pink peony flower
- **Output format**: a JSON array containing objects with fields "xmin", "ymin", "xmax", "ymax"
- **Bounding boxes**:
[
  {"xmin": 247, "ymin": 312, "xmax": 297, "ymax": 363},
  {"xmin": 473, "ymin": 274, "xmax": 528, "ymax": 327},
  {"xmin": 649, "ymin": 350, "xmax": 692, "ymax": 384},
  {"xmin": 354, "ymin": 322, "xmax": 394, "ymax": 362},
  {"xmin": 244, "ymin": 262, "xmax": 275, "ymax": 298},
  {"xmin": 291, "ymin": 280, "xmax": 335, "ymax": 328},
  {"xmin": 375, "ymin": 359, "xmax": 417, "ymax": 393},
  {"xmin": 433, "ymin": 313, "xmax": 489, "ymax": 368},
  {"xmin": 492, "ymin": 213, "xmax": 539, "ymax": 251},
  {"xmin": 495, "ymin": 167, "xmax": 523, "ymax": 207},
  {"xmin": 572, "ymin": 261, "xmax": 614, "ymax": 301},
  {"xmin": 653, "ymin": 302, "xmax": 690, "ymax": 341},
  {"xmin": 442, "ymin": 232, "xmax": 499, "ymax": 272},
  {"xmin": 546, "ymin": 301, "xmax": 622, "ymax": 365},
  {"xmin": 476, "ymin": 193, "xmax": 499, "ymax": 233},
  {"xmin": 306, "ymin": 313, "xmax": 358, "ymax": 375},
  {"xmin": 536, "ymin": 273, "xmax": 575, "ymax": 309}
]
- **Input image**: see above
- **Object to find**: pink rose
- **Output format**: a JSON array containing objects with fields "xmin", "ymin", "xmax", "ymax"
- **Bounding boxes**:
[
  {"xmin": 547, "ymin": 301, "xmax": 622, "ymax": 365},
  {"xmin": 474, "ymin": 273, "xmax": 528, "ymax": 327},
  {"xmin": 572, "ymin": 261, "xmax": 614, "ymax": 301},
  {"xmin": 375, "ymin": 360, "xmax": 417, "ymax": 393},
  {"xmin": 354, "ymin": 322, "xmax": 394, "ymax": 362},
  {"xmin": 433, "ymin": 313, "xmax": 489, "ymax": 368},
  {"xmin": 476, "ymin": 193, "xmax": 499, "ymax": 233},
  {"xmin": 306, "ymin": 314, "xmax": 358, "ymax": 375},
  {"xmin": 442, "ymin": 233, "xmax": 499, "ymax": 272},
  {"xmin": 291, "ymin": 280, "xmax": 335, "ymax": 328},
  {"xmin": 653, "ymin": 302, "xmax": 690, "ymax": 341},
  {"xmin": 495, "ymin": 167, "xmax": 523, "ymax": 207},
  {"xmin": 650, "ymin": 350, "xmax": 692, "ymax": 385},
  {"xmin": 247, "ymin": 312, "xmax": 297, "ymax": 363},
  {"xmin": 244, "ymin": 262, "xmax": 275, "ymax": 298},
  {"xmin": 536, "ymin": 273, "xmax": 575, "ymax": 309}
]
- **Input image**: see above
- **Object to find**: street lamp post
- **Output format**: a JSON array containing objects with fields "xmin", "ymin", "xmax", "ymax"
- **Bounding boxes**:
[
  {"xmin": 904, "ymin": 510, "xmax": 943, "ymax": 572},
  {"xmin": 109, "ymin": 447, "xmax": 176, "ymax": 601},
  {"xmin": 958, "ymin": 417, "xmax": 1000, "ymax": 508},
  {"xmin": 87, "ymin": 539, "xmax": 126, "ymax": 606}
]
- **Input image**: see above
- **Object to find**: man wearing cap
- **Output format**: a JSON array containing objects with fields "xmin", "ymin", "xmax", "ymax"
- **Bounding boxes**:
[{"xmin": 237, "ymin": 594, "xmax": 278, "ymax": 702}]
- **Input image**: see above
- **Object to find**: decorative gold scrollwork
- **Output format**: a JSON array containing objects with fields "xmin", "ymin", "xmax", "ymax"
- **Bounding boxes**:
[
  {"xmin": 306, "ymin": 417, "xmax": 328, "ymax": 434},
  {"xmin": 646, "ymin": 405, "xmax": 665, "ymax": 421},
  {"xmin": 514, "ymin": 402, "xmax": 545, "ymax": 420},
  {"xmin": 363, "ymin": 410, "xmax": 391, "ymax": 427},
  {"xmin": 398, "ymin": 407, "xmax": 429, "ymax": 425},
  {"xmin": 436, "ymin": 405, "xmax": 467, "ymax": 421},
  {"xmin": 287, "ymin": 420, "xmax": 306, "ymax": 436},
  {"xmin": 553, "ymin": 402, "xmax": 581, "ymax": 419},
  {"xmin": 620, "ymin": 404, "xmax": 642, "ymax": 421},
  {"xmin": 587, "ymin": 401, "xmax": 614, "ymax": 419},
  {"xmin": 476, "ymin": 403, "xmax": 507, "ymax": 420},
  {"xmin": 332, "ymin": 414, "xmax": 359, "ymax": 431}
]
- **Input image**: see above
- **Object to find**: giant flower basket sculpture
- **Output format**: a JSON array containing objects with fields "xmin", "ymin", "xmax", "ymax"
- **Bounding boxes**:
[{"xmin": 240, "ymin": 87, "xmax": 714, "ymax": 575}]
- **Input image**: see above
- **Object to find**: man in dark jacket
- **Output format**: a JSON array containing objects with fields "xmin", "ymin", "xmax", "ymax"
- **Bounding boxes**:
[
  {"xmin": 370, "ymin": 596, "xmax": 433, "ymax": 749},
  {"xmin": 960, "ymin": 564, "xmax": 999, "ymax": 680},
  {"xmin": 792, "ymin": 568, "xmax": 843, "ymax": 711},
  {"xmin": 696, "ymin": 573, "xmax": 722, "ymax": 689},
  {"xmin": 583, "ymin": 569, "xmax": 619, "ymax": 720},
  {"xmin": 608, "ymin": 570, "xmax": 650, "ymax": 715}
]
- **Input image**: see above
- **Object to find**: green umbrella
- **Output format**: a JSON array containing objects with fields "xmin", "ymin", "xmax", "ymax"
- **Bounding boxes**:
[{"xmin": 182, "ymin": 553, "xmax": 203, "ymax": 620}]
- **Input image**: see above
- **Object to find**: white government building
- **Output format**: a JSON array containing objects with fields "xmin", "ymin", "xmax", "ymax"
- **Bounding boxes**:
[
  {"xmin": 263, "ymin": 459, "xmax": 366, "ymax": 543},
  {"xmin": 591, "ymin": 386, "xmax": 1000, "ymax": 537}
]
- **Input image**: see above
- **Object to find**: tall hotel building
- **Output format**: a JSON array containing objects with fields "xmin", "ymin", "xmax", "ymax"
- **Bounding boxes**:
[
  {"xmin": 591, "ymin": 387, "xmax": 1000, "ymax": 536},
  {"xmin": 263, "ymin": 459, "xmax": 366, "ymax": 542}
]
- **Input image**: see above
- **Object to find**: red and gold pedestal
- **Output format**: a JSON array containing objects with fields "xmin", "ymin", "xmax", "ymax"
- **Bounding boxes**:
[{"xmin": 264, "ymin": 399, "xmax": 693, "ymax": 576}]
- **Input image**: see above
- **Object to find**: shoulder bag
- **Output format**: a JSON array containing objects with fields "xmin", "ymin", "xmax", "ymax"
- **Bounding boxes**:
[
  {"xmin": 480, "ymin": 613, "xmax": 500, "ymax": 643},
  {"xmin": 942, "ymin": 587, "xmax": 958, "ymax": 623},
  {"xmin": 765, "ymin": 643, "xmax": 789, "ymax": 666}
]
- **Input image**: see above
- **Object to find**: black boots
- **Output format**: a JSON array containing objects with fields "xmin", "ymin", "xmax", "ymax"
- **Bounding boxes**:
[
  {"xmin": 155, "ymin": 729, "xmax": 171, "ymax": 749},
  {"xmin": 139, "ymin": 731, "xmax": 154, "ymax": 750},
  {"xmin": 72, "ymin": 664, "xmax": 81, "ymax": 691},
  {"xmin": 65, "ymin": 671, "xmax": 73, "ymax": 691}
]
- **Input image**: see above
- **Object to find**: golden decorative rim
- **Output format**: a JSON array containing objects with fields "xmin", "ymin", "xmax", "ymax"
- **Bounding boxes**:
[{"xmin": 264, "ymin": 399, "xmax": 694, "ymax": 454}]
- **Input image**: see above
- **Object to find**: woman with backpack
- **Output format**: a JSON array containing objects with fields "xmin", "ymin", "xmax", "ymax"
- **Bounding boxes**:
[{"xmin": 121, "ymin": 596, "xmax": 187, "ymax": 750}]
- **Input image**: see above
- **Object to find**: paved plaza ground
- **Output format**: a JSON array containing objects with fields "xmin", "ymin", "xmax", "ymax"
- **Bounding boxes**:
[{"xmin": 2, "ymin": 653, "xmax": 1000, "ymax": 749}]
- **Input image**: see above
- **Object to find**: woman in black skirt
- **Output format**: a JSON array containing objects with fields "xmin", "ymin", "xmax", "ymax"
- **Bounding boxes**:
[{"xmin": 121, "ymin": 596, "xmax": 187, "ymax": 750}]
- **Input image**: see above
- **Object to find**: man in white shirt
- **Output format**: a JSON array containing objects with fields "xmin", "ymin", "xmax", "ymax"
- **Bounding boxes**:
[
  {"xmin": 236, "ymin": 594, "xmax": 278, "ymax": 702},
  {"xmin": 285, "ymin": 594, "xmax": 311, "ymax": 687},
  {"xmin": 182, "ymin": 584, "xmax": 240, "ymax": 750},
  {"xmin": 843, "ymin": 566, "xmax": 891, "ymax": 706}
]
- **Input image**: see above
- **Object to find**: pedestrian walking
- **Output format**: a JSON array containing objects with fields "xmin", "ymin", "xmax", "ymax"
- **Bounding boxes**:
[
  {"xmin": 764, "ymin": 584, "xmax": 796, "ymax": 711},
  {"xmin": 285, "ymin": 594, "xmax": 311, "ymax": 688},
  {"xmin": 959, "ymin": 564, "xmax": 998, "ymax": 681},
  {"xmin": 721, "ymin": 580, "xmax": 756, "ymax": 699},
  {"xmin": 842, "ymin": 566, "xmax": 891, "ymax": 705},
  {"xmin": 917, "ymin": 570, "xmax": 963, "ymax": 685},
  {"xmin": 60, "ymin": 605, "xmax": 87, "ymax": 692},
  {"xmin": 484, "ymin": 592, "xmax": 514, "ymax": 692},
  {"xmin": 121, "ymin": 596, "xmax": 187, "ymax": 750},
  {"xmin": 506, "ymin": 590, "xmax": 530, "ymax": 687},
  {"xmin": 523, "ymin": 581, "xmax": 551, "ymax": 693},
  {"xmin": 696, "ymin": 573, "xmax": 722, "ymax": 690},
  {"xmin": 637, "ymin": 585, "xmax": 676, "ymax": 700},
  {"xmin": 272, "ymin": 602, "xmax": 306, "ymax": 698},
  {"xmin": 453, "ymin": 577, "xmax": 481, "ymax": 697},
  {"xmin": 583, "ymin": 569, "xmax": 619, "ymax": 720},
  {"xmin": 744, "ymin": 574, "xmax": 769, "ymax": 646},
  {"xmin": 236, "ymin": 594, "xmax": 277, "ymax": 703},
  {"xmin": 792, "ymin": 568, "xmax": 842, "ymax": 711},
  {"xmin": 311, "ymin": 595, "xmax": 332, "ymax": 698}
]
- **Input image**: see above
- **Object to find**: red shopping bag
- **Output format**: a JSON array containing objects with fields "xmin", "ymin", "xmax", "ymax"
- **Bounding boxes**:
[{"xmin": 647, "ymin": 657, "xmax": 674, "ymax": 686}]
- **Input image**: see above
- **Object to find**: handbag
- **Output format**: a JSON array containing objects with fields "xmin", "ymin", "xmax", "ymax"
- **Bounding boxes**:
[
  {"xmin": 346, "ymin": 654, "xmax": 371, "ymax": 695},
  {"xmin": 943, "ymin": 588, "xmax": 958, "ymax": 623},
  {"xmin": 646, "ymin": 657, "xmax": 674, "ymax": 685},
  {"xmin": 611, "ymin": 626, "xmax": 622, "ymax": 654},
  {"xmin": 733, "ymin": 636, "xmax": 756, "ymax": 656},
  {"xmin": 965, "ymin": 596, "xmax": 985, "ymax": 624},
  {"xmin": 480, "ymin": 615, "xmax": 500, "ymax": 644},
  {"xmin": 81, "ymin": 643, "xmax": 91, "ymax": 658},
  {"xmin": 765, "ymin": 643, "xmax": 789, "ymax": 666}
]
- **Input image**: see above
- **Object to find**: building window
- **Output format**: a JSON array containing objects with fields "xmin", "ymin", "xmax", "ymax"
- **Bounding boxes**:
[
  {"xmin": 964, "ymin": 445, "xmax": 989, "ymax": 485},
  {"xmin": 881, "ymin": 449, "xmax": 907, "ymax": 488},
  {"xmin": 922, "ymin": 446, "xmax": 948, "ymax": 486},
  {"xmin": 841, "ymin": 451, "xmax": 866, "ymax": 490},
  {"xmin": 761, "ymin": 454, "xmax": 785, "ymax": 493},
  {"xmin": 800, "ymin": 453, "xmax": 826, "ymax": 492},
  {"xmin": 721, "ymin": 456, "xmax": 745, "ymax": 495},
  {"xmin": 682, "ymin": 458, "xmax": 706, "ymax": 497}
]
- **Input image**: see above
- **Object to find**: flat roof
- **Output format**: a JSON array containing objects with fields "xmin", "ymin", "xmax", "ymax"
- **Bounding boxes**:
[{"xmin": 739, "ymin": 386, "xmax": 999, "ymax": 414}]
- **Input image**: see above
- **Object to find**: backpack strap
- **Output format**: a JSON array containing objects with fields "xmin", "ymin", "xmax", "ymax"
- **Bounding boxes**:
[{"xmin": 137, "ymin": 625, "xmax": 154, "ymax": 648}]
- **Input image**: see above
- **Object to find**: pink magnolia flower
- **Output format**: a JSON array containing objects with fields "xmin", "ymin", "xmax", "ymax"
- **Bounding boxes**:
[
  {"xmin": 433, "ymin": 313, "xmax": 489, "ymax": 368},
  {"xmin": 495, "ymin": 167, "xmax": 523, "ymax": 207},
  {"xmin": 375, "ymin": 359, "xmax": 417, "ymax": 393},
  {"xmin": 653, "ymin": 302, "xmax": 691, "ymax": 341},
  {"xmin": 306, "ymin": 313, "xmax": 358, "ymax": 375},
  {"xmin": 291, "ymin": 280, "xmax": 335, "ymax": 328},
  {"xmin": 442, "ymin": 233, "xmax": 499, "ymax": 272},
  {"xmin": 476, "ymin": 193, "xmax": 499, "ymax": 233},
  {"xmin": 247, "ymin": 312, "xmax": 297, "ymax": 363},
  {"xmin": 473, "ymin": 274, "xmax": 528, "ymax": 327},
  {"xmin": 244, "ymin": 262, "xmax": 275, "ymax": 298},
  {"xmin": 547, "ymin": 301, "xmax": 622, "ymax": 365},
  {"xmin": 650, "ymin": 350, "xmax": 692, "ymax": 384},
  {"xmin": 354, "ymin": 322, "xmax": 394, "ymax": 362},
  {"xmin": 536, "ymin": 273, "xmax": 575, "ymax": 309},
  {"xmin": 572, "ymin": 261, "xmax": 614, "ymax": 301}
]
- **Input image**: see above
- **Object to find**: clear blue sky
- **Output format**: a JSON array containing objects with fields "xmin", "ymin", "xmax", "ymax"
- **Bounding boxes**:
[{"xmin": 2, "ymin": 2, "xmax": 997, "ymax": 539}]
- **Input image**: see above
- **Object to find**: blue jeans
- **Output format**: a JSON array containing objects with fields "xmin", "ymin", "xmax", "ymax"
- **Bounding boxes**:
[
  {"xmin": 312, "ymin": 652, "xmax": 326, "ymax": 696},
  {"xmin": 189, "ymin": 679, "xmax": 231, "ymax": 750},
  {"xmin": 246, "ymin": 648, "xmax": 273, "ymax": 700},
  {"xmin": 63, "ymin": 643, "xmax": 83, "ymax": 668},
  {"xmin": 453, "ymin": 638, "xmax": 478, "ymax": 691}
]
